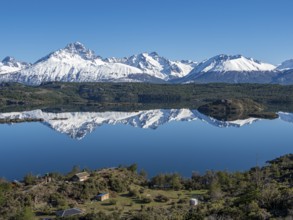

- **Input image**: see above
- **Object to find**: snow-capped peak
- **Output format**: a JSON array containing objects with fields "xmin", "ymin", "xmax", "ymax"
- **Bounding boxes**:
[
  {"xmin": 123, "ymin": 52, "xmax": 197, "ymax": 79},
  {"xmin": 2, "ymin": 42, "xmax": 293, "ymax": 84},
  {"xmin": 2, "ymin": 56, "xmax": 16, "ymax": 64},
  {"xmin": 65, "ymin": 41, "xmax": 86, "ymax": 51},
  {"xmin": 191, "ymin": 54, "xmax": 276, "ymax": 73},
  {"xmin": 148, "ymin": 51, "xmax": 159, "ymax": 57},
  {"xmin": 0, "ymin": 56, "xmax": 30, "ymax": 75},
  {"xmin": 3, "ymin": 42, "xmax": 145, "ymax": 85},
  {"xmin": 62, "ymin": 42, "xmax": 96, "ymax": 60},
  {"xmin": 34, "ymin": 42, "xmax": 96, "ymax": 64},
  {"xmin": 276, "ymin": 59, "xmax": 293, "ymax": 71},
  {"xmin": 2, "ymin": 56, "xmax": 29, "ymax": 67}
]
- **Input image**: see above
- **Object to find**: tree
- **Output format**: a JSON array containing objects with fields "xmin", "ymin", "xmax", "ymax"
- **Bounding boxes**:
[
  {"xmin": 128, "ymin": 163, "xmax": 137, "ymax": 173},
  {"xmin": 49, "ymin": 193, "xmax": 68, "ymax": 208},
  {"xmin": 151, "ymin": 173, "xmax": 166, "ymax": 187},
  {"xmin": 155, "ymin": 194, "xmax": 170, "ymax": 203},
  {"xmin": 67, "ymin": 165, "xmax": 81, "ymax": 178},
  {"xmin": 23, "ymin": 173, "xmax": 36, "ymax": 186},
  {"xmin": 110, "ymin": 178, "xmax": 128, "ymax": 192},
  {"xmin": 170, "ymin": 173, "xmax": 183, "ymax": 190},
  {"xmin": 0, "ymin": 180, "xmax": 11, "ymax": 206},
  {"xmin": 209, "ymin": 180, "xmax": 223, "ymax": 200},
  {"xmin": 14, "ymin": 207, "xmax": 37, "ymax": 220},
  {"xmin": 139, "ymin": 169, "xmax": 148, "ymax": 179}
]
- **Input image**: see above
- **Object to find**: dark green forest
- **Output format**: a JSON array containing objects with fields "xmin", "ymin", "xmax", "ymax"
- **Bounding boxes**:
[{"xmin": 1, "ymin": 82, "xmax": 293, "ymax": 113}]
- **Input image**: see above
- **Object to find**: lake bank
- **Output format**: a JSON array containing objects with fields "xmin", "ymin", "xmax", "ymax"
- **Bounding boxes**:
[{"xmin": 0, "ymin": 154, "xmax": 292, "ymax": 219}]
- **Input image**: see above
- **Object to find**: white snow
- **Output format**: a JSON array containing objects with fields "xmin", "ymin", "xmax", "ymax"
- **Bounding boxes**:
[
  {"xmin": 0, "ymin": 64, "xmax": 20, "ymax": 74},
  {"xmin": 191, "ymin": 54, "xmax": 276, "ymax": 74},
  {"xmin": 0, "ymin": 56, "xmax": 30, "ymax": 75},
  {"xmin": 9, "ymin": 43, "xmax": 198, "ymax": 85},
  {"xmin": 1, "ymin": 42, "xmax": 291, "ymax": 84},
  {"xmin": 11, "ymin": 43, "xmax": 144, "ymax": 85},
  {"xmin": 122, "ymin": 52, "xmax": 197, "ymax": 79}
]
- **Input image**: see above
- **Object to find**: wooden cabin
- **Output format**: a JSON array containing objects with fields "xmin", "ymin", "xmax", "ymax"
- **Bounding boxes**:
[
  {"xmin": 96, "ymin": 192, "xmax": 110, "ymax": 201},
  {"xmin": 71, "ymin": 172, "xmax": 89, "ymax": 182}
]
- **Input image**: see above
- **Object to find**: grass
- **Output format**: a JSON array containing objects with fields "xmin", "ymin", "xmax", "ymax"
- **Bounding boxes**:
[{"xmin": 78, "ymin": 189, "xmax": 208, "ymax": 215}]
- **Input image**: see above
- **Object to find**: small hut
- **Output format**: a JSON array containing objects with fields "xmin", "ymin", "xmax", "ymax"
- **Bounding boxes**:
[
  {"xmin": 71, "ymin": 172, "xmax": 89, "ymax": 182},
  {"xmin": 96, "ymin": 192, "xmax": 110, "ymax": 201}
]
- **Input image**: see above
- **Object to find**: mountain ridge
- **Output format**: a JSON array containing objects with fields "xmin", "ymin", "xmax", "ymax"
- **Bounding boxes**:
[{"xmin": 0, "ymin": 42, "xmax": 293, "ymax": 84}]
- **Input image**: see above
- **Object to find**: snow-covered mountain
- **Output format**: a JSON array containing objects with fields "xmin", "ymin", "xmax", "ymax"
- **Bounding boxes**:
[
  {"xmin": 0, "ymin": 42, "xmax": 154, "ymax": 85},
  {"xmin": 276, "ymin": 59, "xmax": 293, "ymax": 71},
  {"xmin": 0, "ymin": 109, "xmax": 264, "ymax": 139},
  {"xmin": 0, "ymin": 42, "xmax": 195, "ymax": 85},
  {"xmin": 0, "ymin": 56, "xmax": 30, "ymax": 75},
  {"xmin": 121, "ymin": 52, "xmax": 197, "ymax": 80},
  {"xmin": 192, "ymin": 54, "xmax": 275, "ymax": 73},
  {"xmin": 1, "ymin": 42, "xmax": 293, "ymax": 84},
  {"xmin": 179, "ymin": 54, "xmax": 278, "ymax": 83}
]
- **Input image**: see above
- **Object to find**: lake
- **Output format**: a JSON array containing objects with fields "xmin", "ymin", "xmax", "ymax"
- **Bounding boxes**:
[{"xmin": 0, "ymin": 109, "xmax": 292, "ymax": 180}]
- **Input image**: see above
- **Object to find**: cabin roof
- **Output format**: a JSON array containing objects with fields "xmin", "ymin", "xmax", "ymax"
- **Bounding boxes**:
[
  {"xmin": 74, "ymin": 172, "xmax": 89, "ymax": 178},
  {"xmin": 56, "ymin": 208, "xmax": 82, "ymax": 217},
  {"xmin": 97, "ymin": 192, "xmax": 109, "ymax": 197}
]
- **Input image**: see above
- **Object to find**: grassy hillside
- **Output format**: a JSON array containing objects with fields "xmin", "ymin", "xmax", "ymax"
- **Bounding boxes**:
[{"xmin": 0, "ymin": 154, "xmax": 292, "ymax": 219}]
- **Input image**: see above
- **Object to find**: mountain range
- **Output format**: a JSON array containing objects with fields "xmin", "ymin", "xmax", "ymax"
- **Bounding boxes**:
[{"xmin": 1, "ymin": 42, "xmax": 293, "ymax": 85}]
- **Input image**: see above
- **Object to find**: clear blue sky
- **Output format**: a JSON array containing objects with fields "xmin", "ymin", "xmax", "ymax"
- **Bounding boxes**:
[{"xmin": 0, "ymin": 0, "xmax": 292, "ymax": 64}]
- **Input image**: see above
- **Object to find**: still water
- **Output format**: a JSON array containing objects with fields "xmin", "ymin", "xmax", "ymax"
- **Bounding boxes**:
[{"xmin": 0, "ymin": 109, "xmax": 292, "ymax": 180}]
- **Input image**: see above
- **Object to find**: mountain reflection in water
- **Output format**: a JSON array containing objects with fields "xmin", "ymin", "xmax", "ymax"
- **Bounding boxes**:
[{"xmin": 0, "ymin": 109, "xmax": 292, "ymax": 140}]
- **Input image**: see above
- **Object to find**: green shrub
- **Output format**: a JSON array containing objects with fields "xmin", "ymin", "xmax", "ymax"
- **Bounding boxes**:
[
  {"xmin": 155, "ymin": 194, "xmax": 170, "ymax": 203},
  {"xmin": 141, "ymin": 195, "xmax": 153, "ymax": 203}
]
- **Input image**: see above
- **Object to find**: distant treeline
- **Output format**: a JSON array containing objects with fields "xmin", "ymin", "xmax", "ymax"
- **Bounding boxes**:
[{"xmin": 1, "ymin": 82, "xmax": 293, "ymax": 112}]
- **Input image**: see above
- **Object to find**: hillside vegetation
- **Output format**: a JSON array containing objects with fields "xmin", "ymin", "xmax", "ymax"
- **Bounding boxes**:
[
  {"xmin": 1, "ymin": 82, "xmax": 293, "ymax": 113},
  {"xmin": 0, "ymin": 154, "xmax": 292, "ymax": 220}
]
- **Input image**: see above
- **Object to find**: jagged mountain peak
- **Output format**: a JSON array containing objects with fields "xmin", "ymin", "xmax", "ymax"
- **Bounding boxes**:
[
  {"xmin": 128, "ymin": 52, "xmax": 161, "ymax": 61},
  {"xmin": 35, "ymin": 42, "xmax": 96, "ymax": 64},
  {"xmin": 59, "ymin": 41, "xmax": 96, "ymax": 60},
  {"xmin": 0, "ymin": 56, "xmax": 30, "ymax": 74},
  {"xmin": 2, "ymin": 56, "xmax": 16, "ymax": 63},
  {"xmin": 148, "ymin": 51, "xmax": 159, "ymax": 57},
  {"xmin": 123, "ymin": 52, "xmax": 196, "ymax": 79},
  {"xmin": 138, "ymin": 51, "xmax": 159, "ymax": 58},
  {"xmin": 2, "ymin": 42, "xmax": 293, "ymax": 84},
  {"xmin": 65, "ymin": 41, "xmax": 86, "ymax": 50},
  {"xmin": 6, "ymin": 42, "xmax": 145, "ymax": 85},
  {"xmin": 1, "ymin": 56, "xmax": 29, "ymax": 67}
]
